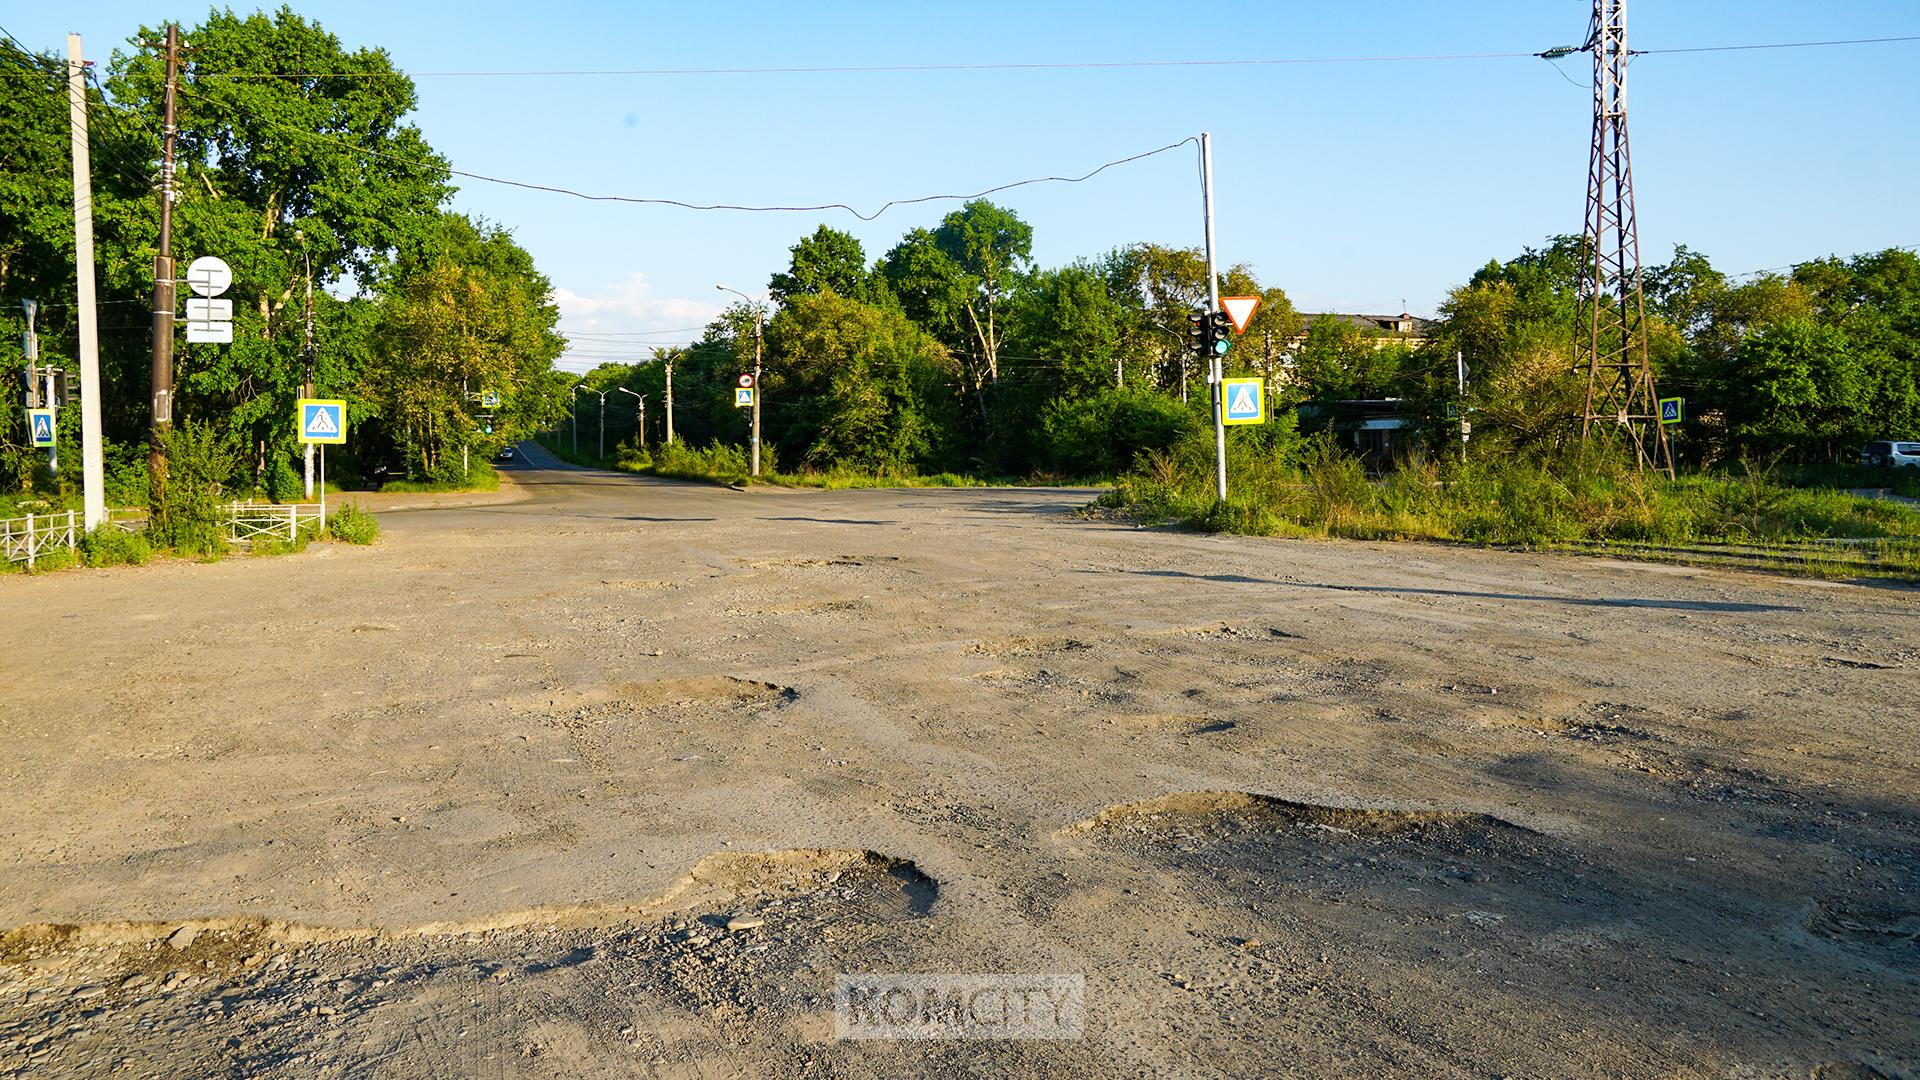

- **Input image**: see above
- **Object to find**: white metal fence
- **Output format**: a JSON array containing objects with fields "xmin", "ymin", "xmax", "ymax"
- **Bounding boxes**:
[
  {"xmin": 1, "ymin": 510, "xmax": 79, "ymax": 569},
  {"xmin": 224, "ymin": 502, "xmax": 323, "ymax": 544}
]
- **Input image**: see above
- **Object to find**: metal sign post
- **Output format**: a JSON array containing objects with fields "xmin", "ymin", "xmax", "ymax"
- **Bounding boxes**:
[
  {"xmin": 297, "ymin": 398, "xmax": 346, "ymax": 522},
  {"xmin": 1199, "ymin": 133, "xmax": 1227, "ymax": 501}
]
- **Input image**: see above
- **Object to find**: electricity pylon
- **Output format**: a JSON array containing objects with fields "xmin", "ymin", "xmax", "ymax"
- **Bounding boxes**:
[{"xmin": 1575, "ymin": 0, "xmax": 1672, "ymax": 475}]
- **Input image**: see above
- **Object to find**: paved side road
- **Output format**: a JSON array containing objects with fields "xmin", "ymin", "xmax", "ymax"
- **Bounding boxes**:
[{"xmin": 0, "ymin": 455, "xmax": 1913, "ymax": 1076}]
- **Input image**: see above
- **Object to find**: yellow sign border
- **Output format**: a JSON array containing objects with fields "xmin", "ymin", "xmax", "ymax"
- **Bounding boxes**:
[
  {"xmin": 297, "ymin": 398, "xmax": 348, "ymax": 444},
  {"xmin": 1220, "ymin": 378, "xmax": 1266, "ymax": 426}
]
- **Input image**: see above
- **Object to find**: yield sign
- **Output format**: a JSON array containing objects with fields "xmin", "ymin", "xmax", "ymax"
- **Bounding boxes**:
[{"xmin": 1219, "ymin": 295, "xmax": 1261, "ymax": 334}]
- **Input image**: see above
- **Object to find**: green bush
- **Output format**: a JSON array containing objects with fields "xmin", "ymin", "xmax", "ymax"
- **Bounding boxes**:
[
  {"xmin": 19, "ymin": 547, "xmax": 76, "ymax": 573},
  {"xmin": 264, "ymin": 455, "xmax": 303, "ymax": 502},
  {"xmin": 149, "ymin": 420, "xmax": 239, "ymax": 557},
  {"xmin": 80, "ymin": 525, "xmax": 153, "ymax": 567},
  {"xmin": 379, "ymin": 460, "xmax": 500, "ymax": 493},
  {"xmin": 1040, "ymin": 388, "xmax": 1200, "ymax": 476},
  {"xmin": 650, "ymin": 440, "xmax": 761, "ymax": 484},
  {"xmin": 325, "ymin": 504, "xmax": 381, "ymax": 544}
]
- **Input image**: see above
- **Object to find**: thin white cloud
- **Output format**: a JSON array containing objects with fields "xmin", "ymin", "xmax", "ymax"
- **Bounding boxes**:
[{"xmin": 552, "ymin": 273, "xmax": 722, "ymax": 374}]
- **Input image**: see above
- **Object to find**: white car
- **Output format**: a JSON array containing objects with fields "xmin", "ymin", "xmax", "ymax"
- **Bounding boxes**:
[{"xmin": 1861, "ymin": 441, "xmax": 1920, "ymax": 468}]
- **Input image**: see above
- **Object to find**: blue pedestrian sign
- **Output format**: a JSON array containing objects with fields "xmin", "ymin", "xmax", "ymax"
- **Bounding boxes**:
[
  {"xmin": 734, "ymin": 387, "xmax": 754, "ymax": 408},
  {"xmin": 1659, "ymin": 396, "xmax": 1684, "ymax": 425},
  {"xmin": 298, "ymin": 398, "xmax": 347, "ymax": 444},
  {"xmin": 1220, "ymin": 378, "xmax": 1266, "ymax": 426},
  {"xmin": 26, "ymin": 408, "xmax": 54, "ymax": 448},
  {"xmin": 480, "ymin": 391, "xmax": 500, "ymax": 408}
]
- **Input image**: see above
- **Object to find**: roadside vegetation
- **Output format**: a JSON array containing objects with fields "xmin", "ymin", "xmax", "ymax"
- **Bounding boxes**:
[
  {"xmin": 536, "ymin": 436, "xmax": 1069, "ymax": 490},
  {"xmin": 376, "ymin": 461, "xmax": 501, "ymax": 494}
]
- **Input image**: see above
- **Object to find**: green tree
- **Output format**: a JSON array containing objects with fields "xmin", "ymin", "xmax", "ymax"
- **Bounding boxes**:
[
  {"xmin": 767, "ymin": 225, "xmax": 880, "ymax": 304},
  {"xmin": 107, "ymin": 6, "xmax": 453, "ymax": 481},
  {"xmin": 761, "ymin": 293, "xmax": 957, "ymax": 471},
  {"xmin": 365, "ymin": 215, "xmax": 564, "ymax": 478}
]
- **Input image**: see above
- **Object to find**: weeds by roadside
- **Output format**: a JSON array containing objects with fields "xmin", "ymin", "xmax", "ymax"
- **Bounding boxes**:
[
  {"xmin": 325, "ymin": 505, "xmax": 380, "ymax": 545},
  {"xmin": 379, "ymin": 461, "xmax": 500, "ymax": 494},
  {"xmin": 536, "ymin": 436, "xmax": 1081, "ymax": 490},
  {"xmin": 1098, "ymin": 432, "xmax": 1920, "ymax": 580}
]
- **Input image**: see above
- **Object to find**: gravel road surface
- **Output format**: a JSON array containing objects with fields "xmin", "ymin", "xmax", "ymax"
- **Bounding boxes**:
[{"xmin": 1, "ymin": 442, "xmax": 1914, "ymax": 1077}]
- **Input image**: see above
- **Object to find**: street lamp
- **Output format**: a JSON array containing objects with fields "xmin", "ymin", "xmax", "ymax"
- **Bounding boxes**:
[
  {"xmin": 715, "ymin": 284, "xmax": 767, "ymax": 477},
  {"xmin": 616, "ymin": 386, "xmax": 645, "ymax": 446},
  {"xmin": 573, "ymin": 383, "xmax": 608, "ymax": 459}
]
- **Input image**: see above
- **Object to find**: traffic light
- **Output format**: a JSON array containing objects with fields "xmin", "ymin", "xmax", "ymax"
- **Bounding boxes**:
[
  {"xmin": 21, "ymin": 365, "xmax": 38, "ymax": 409},
  {"xmin": 52, "ymin": 368, "xmax": 70, "ymax": 406},
  {"xmin": 1208, "ymin": 311, "xmax": 1233, "ymax": 356},
  {"xmin": 1187, "ymin": 312, "xmax": 1207, "ymax": 360}
]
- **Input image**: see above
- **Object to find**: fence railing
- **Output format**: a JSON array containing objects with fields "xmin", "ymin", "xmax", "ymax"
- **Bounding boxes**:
[
  {"xmin": 225, "ymin": 502, "xmax": 323, "ymax": 544},
  {"xmin": 1, "ymin": 510, "xmax": 79, "ymax": 569}
]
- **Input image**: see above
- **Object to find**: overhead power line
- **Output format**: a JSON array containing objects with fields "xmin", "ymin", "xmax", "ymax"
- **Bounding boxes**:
[
  {"xmin": 1632, "ymin": 34, "xmax": 1920, "ymax": 56},
  {"xmin": 174, "ymin": 82, "xmax": 1196, "ymax": 221},
  {"xmin": 177, "ymin": 35, "xmax": 1920, "ymax": 80}
]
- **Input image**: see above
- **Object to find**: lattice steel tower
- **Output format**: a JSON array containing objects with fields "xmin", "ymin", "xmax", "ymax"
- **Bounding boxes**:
[{"xmin": 1576, "ymin": 0, "xmax": 1672, "ymax": 473}]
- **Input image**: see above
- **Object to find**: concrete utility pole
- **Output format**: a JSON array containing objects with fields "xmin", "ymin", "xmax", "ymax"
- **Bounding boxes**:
[
  {"xmin": 663, "ymin": 355, "xmax": 675, "ymax": 444},
  {"xmin": 149, "ymin": 24, "xmax": 179, "ymax": 504},
  {"xmin": 1199, "ymin": 132, "xmax": 1227, "ymax": 502},
  {"xmin": 66, "ymin": 35, "xmax": 106, "ymax": 529},
  {"xmin": 617, "ymin": 386, "xmax": 644, "ymax": 446},
  {"xmin": 716, "ymin": 286, "xmax": 767, "ymax": 476},
  {"xmin": 298, "ymin": 231, "xmax": 315, "ymax": 497}
]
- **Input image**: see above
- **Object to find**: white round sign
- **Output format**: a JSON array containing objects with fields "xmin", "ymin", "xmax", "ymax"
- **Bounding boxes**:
[
  {"xmin": 185, "ymin": 256, "xmax": 233, "ymax": 297},
  {"xmin": 737, "ymin": 373, "xmax": 755, "ymax": 388}
]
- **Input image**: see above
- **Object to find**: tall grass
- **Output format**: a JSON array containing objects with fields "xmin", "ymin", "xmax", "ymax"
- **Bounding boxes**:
[{"xmin": 1100, "ymin": 433, "xmax": 1920, "ymax": 554}]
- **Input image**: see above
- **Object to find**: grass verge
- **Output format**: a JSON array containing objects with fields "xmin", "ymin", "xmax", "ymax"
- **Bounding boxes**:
[{"xmin": 1096, "ymin": 436, "xmax": 1920, "ymax": 581}]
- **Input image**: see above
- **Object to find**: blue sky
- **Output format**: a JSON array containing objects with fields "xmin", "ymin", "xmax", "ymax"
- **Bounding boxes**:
[{"xmin": 25, "ymin": 2, "xmax": 1920, "ymax": 372}]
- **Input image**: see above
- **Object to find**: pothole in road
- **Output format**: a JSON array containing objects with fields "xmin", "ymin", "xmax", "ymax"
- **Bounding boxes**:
[
  {"xmin": 1054, "ymin": 791, "xmax": 1605, "ymax": 926},
  {"xmin": 966, "ymin": 636, "xmax": 1094, "ymax": 657},
  {"xmin": 736, "ymin": 555, "xmax": 900, "ymax": 570},
  {"xmin": 1113, "ymin": 713, "xmax": 1236, "ymax": 736},
  {"xmin": 1068, "ymin": 790, "xmax": 1528, "ymax": 838},
  {"xmin": 1168, "ymin": 624, "xmax": 1301, "ymax": 641},
  {"xmin": 662, "ymin": 848, "xmax": 938, "ymax": 920},
  {"xmin": 1807, "ymin": 901, "xmax": 1920, "ymax": 966},
  {"xmin": 727, "ymin": 600, "xmax": 868, "ymax": 617},
  {"xmin": 616, "ymin": 677, "xmax": 797, "ymax": 710},
  {"xmin": 0, "ymin": 848, "xmax": 941, "ymax": 1075}
]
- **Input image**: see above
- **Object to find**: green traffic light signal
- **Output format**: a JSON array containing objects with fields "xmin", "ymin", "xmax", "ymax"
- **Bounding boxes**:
[{"xmin": 1213, "ymin": 337, "xmax": 1231, "ymax": 356}]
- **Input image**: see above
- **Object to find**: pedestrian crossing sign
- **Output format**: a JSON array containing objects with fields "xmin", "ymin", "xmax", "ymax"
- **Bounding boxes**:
[
  {"xmin": 26, "ymin": 408, "xmax": 54, "ymax": 448},
  {"xmin": 735, "ymin": 387, "xmax": 754, "ymax": 408},
  {"xmin": 298, "ymin": 398, "xmax": 347, "ymax": 444},
  {"xmin": 1221, "ymin": 378, "xmax": 1265, "ymax": 426}
]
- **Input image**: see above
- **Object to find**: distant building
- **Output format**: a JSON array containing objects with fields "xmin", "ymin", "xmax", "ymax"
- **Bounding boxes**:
[
  {"xmin": 1292, "ymin": 312, "xmax": 1435, "ymax": 348},
  {"xmin": 1296, "ymin": 398, "xmax": 1420, "ymax": 470}
]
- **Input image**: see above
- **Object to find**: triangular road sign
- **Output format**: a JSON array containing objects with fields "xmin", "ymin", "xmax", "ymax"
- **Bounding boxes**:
[
  {"xmin": 305, "ymin": 406, "xmax": 339, "ymax": 435},
  {"xmin": 1229, "ymin": 384, "xmax": 1257, "ymax": 416},
  {"xmin": 1220, "ymin": 295, "xmax": 1261, "ymax": 334}
]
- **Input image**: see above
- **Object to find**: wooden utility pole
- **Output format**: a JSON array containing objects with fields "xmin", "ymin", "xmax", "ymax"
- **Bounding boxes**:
[
  {"xmin": 149, "ymin": 25, "xmax": 180, "ymax": 503},
  {"xmin": 664, "ymin": 354, "xmax": 675, "ymax": 444},
  {"xmin": 66, "ymin": 35, "xmax": 106, "ymax": 530}
]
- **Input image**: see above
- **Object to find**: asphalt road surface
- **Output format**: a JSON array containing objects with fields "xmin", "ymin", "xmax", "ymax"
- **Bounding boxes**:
[{"xmin": 1, "ymin": 443, "xmax": 1915, "ymax": 1077}]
